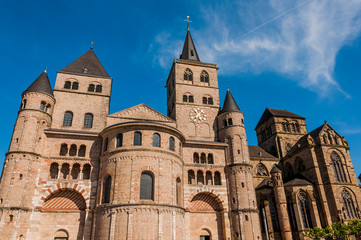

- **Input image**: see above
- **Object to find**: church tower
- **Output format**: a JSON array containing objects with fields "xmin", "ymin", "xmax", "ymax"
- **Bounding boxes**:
[
  {"xmin": 0, "ymin": 70, "xmax": 55, "ymax": 239},
  {"xmin": 166, "ymin": 28, "xmax": 220, "ymax": 141},
  {"xmin": 217, "ymin": 89, "xmax": 262, "ymax": 240}
]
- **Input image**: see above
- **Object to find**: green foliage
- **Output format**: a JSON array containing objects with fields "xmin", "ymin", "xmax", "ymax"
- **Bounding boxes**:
[{"xmin": 302, "ymin": 219, "xmax": 361, "ymax": 240}]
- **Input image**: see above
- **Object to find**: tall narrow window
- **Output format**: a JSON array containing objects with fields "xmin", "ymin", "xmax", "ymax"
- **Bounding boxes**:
[
  {"xmin": 206, "ymin": 171, "xmax": 213, "ymax": 185},
  {"xmin": 72, "ymin": 82, "xmax": 79, "ymax": 90},
  {"xmin": 188, "ymin": 170, "xmax": 195, "ymax": 184},
  {"xmin": 22, "ymin": 99, "xmax": 27, "ymax": 109},
  {"xmin": 169, "ymin": 137, "xmax": 175, "ymax": 151},
  {"xmin": 183, "ymin": 95, "xmax": 188, "ymax": 102},
  {"xmin": 331, "ymin": 151, "xmax": 347, "ymax": 182},
  {"xmin": 69, "ymin": 144, "xmax": 77, "ymax": 156},
  {"xmin": 184, "ymin": 68, "xmax": 193, "ymax": 81},
  {"xmin": 103, "ymin": 176, "xmax": 111, "ymax": 204},
  {"xmin": 207, "ymin": 153, "xmax": 214, "ymax": 164},
  {"xmin": 298, "ymin": 192, "xmax": 313, "ymax": 229},
  {"xmin": 201, "ymin": 153, "xmax": 206, "ymax": 163},
  {"xmin": 224, "ymin": 119, "xmax": 228, "ymax": 127},
  {"xmin": 342, "ymin": 189, "xmax": 357, "ymax": 219},
  {"xmin": 188, "ymin": 95, "xmax": 194, "ymax": 102},
  {"xmin": 116, "ymin": 133, "xmax": 123, "ymax": 147},
  {"xmin": 83, "ymin": 113, "xmax": 93, "ymax": 128},
  {"xmin": 208, "ymin": 97, "xmax": 213, "ymax": 105},
  {"xmin": 269, "ymin": 197, "xmax": 280, "ymax": 232},
  {"xmin": 202, "ymin": 97, "xmax": 207, "ymax": 104},
  {"xmin": 82, "ymin": 164, "xmax": 91, "ymax": 179},
  {"xmin": 193, "ymin": 153, "xmax": 199, "ymax": 163},
  {"xmin": 71, "ymin": 163, "xmax": 80, "ymax": 179},
  {"xmin": 88, "ymin": 84, "xmax": 95, "ymax": 92},
  {"xmin": 78, "ymin": 145, "xmax": 86, "ymax": 157},
  {"xmin": 64, "ymin": 81, "xmax": 71, "ymax": 89},
  {"xmin": 197, "ymin": 171, "xmax": 204, "ymax": 185},
  {"xmin": 50, "ymin": 163, "xmax": 59, "ymax": 179},
  {"xmin": 96, "ymin": 85, "xmax": 102, "ymax": 93},
  {"xmin": 40, "ymin": 101, "xmax": 46, "ymax": 111},
  {"xmin": 61, "ymin": 163, "xmax": 70, "ymax": 179},
  {"xmin": 176, "ymin": 177, "xmax": 181, "ymax": 205},
  {"xmin": 228, "ymin": 118, "xmax": 233, "ymax": 126},
  {"xmin": 140, "ymin": 172, "xmax": 154, "ymax": 200},
  {"xmin": 63, "ymin": 111, "xmax": 73, "ymax": 126},
  {"xmin": 296, "ymin": 122, "xmax": 301, "ymax": 132},
  {"xmin": 134, "ymin": 132, "xmax": 142, "ymax": 146},
  {"xmin": 152, "ymin": 133, "xmax": 161, "ymax": 147},
  {"xmin": 214, "ymin": 171, "xmax": 221, "ymax": 185},
  {"xmin": 200, "ymin": 71, "xmax": 209, "ymax": 84},
  {"xmin": 103, "ymin": 138, "xmax": 108, "ymax": 152},
  {"xmin": 59, "ymin": 144, "xmax": 68, "ymax": 156}
]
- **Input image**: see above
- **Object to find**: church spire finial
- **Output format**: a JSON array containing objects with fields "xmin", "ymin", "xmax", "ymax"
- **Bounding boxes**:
[
  {"xmin": 91, "ymin": 41, "xmax": 94, "ymax": 49},
  {"xmin": 184, "ymin": 16, "xmax": 192, "ymax": 31},
  {"xmin": 44, "ymin": 67, "xmax": 47, "ymax": 73}
]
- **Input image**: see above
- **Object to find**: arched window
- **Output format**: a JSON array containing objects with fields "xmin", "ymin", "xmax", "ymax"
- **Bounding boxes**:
[
  {"xmin": 64, "ymin": 81, "xmax": 71, "ymax": 89},
  {"xmin": 295, "ymin": 122, "xmax": 301, "ymax": 133},
  {"xmin": 40, "ymin": 101, "xmax": 46, "ymax": 111},
  {"xmin": 59, "ymin": 144, "xmax": 68, "ymax": 156},
  {"xmin": 292, "ymin": 123, "xmax": 296, "ymax": 132},
  {"xmin": 228, "ymin": 118, "xmax": 233, "ymax": 126},
  {"xmin": 200, "ymin": 153, "xmax": 206, "ymax": 163},
  {"xmin": 140, "ymin": 172, "xmax": 154, "ymax": 200},
  {"xmin": 214, "ymin": 171, "xmax": 221, "ymax": 185},
  {"xmin": 72, "ymin": 82, "xmax": 79, "ymax": 90},
  {"xmin": 71, "ymin": 163, "xmax": 80, "ymax": 179},
  {"xmin": 193, "ymin": 153, "xmax": 199, "ymax": 163},
  {"xmin": 323, "ymin": 135, "xmax": 328, "ymax": 144},
  {"xmin": 342, "ymin": 189, "xmax": 357, "ymax": 219},
  {"xmin": 82, "ymin": 164, "xmax": 91, "ymax": 179},
  {"xmin": 88, "ymin": 84, "xmax": 95, "ymax": 92},
  {"xmin": 200, "ymin": 71, "xmax": 209, "ymax": 84},
  {"xmin": 83, "ymin": 113, "xmax": 93, "ymax": 128},
  {"xmin": 69, "ymin": 144, "xmax": 77, "ymax": 156},
  {"xmin": 95, "ymin": 85, "xmax": 102, "ymax": 93},
  {"xmin": 328, "ymin": 133, "xmax": 333, "ymax": 145},
  {"xmin": 207, "ymin": 153, "xmax": 214, "ymax": 164},
  {"xmin": 224, "ymin": 119, "xmax": 228, "ymax": 127},
  {"xmin": 63, "ymin": 111, "xmax": 73, "ymax": 126},
  {"xmin": 331, "ymin": 151, "xmax": 347, "ymax": 182},
  {"xmin": 169, "ymin": 137, "xmax": 175, "ymax": 151},
  {"xmin": 117, "ymin": 133, "xmax": 123, "ymax": 147},
  {"xmin": 183, "ymin": 95, "xmax": 188, "ymax": 102},
  {"xmin": 61, "ymin": 163, "xmax": 70, "ymax": 179},
  {"xmin": 208, "ymin": 97, "xmax": 213, "ymax": 105},
  {"xmin": 176, "ymin": 177, "xmax": 181, "ymax": 205},
  {"xmin": 188, "ymin": 95, "xmax": 194, "ymax": 102},
  {"xmin": 206, "ymin": 171, "xmax": 213, "ymax": 185},
  {"xmin": 78, "ymin": 145, "xmax": 86, "ymax": 157},
  {"xmin": 197, "ymin": 171, "xmax": 204, "ymax": 185},
  {"xmin": 282, "ymin": 122, "xmax": 286, "ymax": 131},
  {"xmin": 45, "ymin": 104, "xmax": 51, "ymax": 112},
  {"xmin": 188, "ymin": 170, "xmax": 195, "ymax": 184},
  {"xmin": 134, "ymin": 132, "xmax": 142, "ymax": 146},
  {"xmin": 21, "ymin": 99, "xmax": 27, "ymax": 109},
  {"xmin": 256, "ymin": 164, "xmax": 268, "ymax": 176},
  {"xmin": 103, "ymin": 176, "xmax": 111, "ymax": 203},
  {"xmin": 298, "ymin": 191, "xmax": 313, "ymax": 229},
  {"xmin": 184, "ymin": 68, "xmax": 193, "ymax": 81},
  {"xmin": 202, "ymin": 97, "xmax": 207, "ymax": 104},
  {"xmin": 103, "ymin": 138, "xmax": 108, "ymax": 152},
  {"xmin": 152, "ymin": 133, "xmax": 161, "ymax": 147},
  {"xmin": 50, "ymin": 163, "xmax": 59, "ymax": 179}
]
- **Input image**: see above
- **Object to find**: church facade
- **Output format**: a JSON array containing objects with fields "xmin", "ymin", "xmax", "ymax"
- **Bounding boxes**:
[{"xmin": 0, "ymin": 29, "xmax": 360, "ymax": 240}]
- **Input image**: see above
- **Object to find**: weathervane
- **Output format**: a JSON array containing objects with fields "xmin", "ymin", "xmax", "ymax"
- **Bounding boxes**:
[
  {"xmin": 91, "ymin": 41, "xmax": 94, "ymax": 49},
  {"xmin": 184, "ymin": 16, "xmax": 192, "ymax": 30}
]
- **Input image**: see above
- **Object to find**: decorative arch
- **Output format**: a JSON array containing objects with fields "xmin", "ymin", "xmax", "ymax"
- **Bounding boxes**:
[
  {"xmin": 42, "ymin": 189, "xmax": 86, "ymax": 211},
  {"xmin": 188, "ymin": 192, "xmax": 224, "ymax": 212},
  {"xmin": 256, "ymin": 163, "xmax": 268, "ymax": 176}
]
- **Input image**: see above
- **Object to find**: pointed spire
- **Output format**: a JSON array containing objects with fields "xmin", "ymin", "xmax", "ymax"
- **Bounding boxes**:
[
  {"xmin": 23, "ymin": 70, "xmax": 53, "ymax": 97},
  {"xmin": 180, "ymin": 29, "xmax": 200, "ymax": 61},
  {"xmin": 270, "ymin": 164, "xmax": 282, "ymax": 174},
  {"xmin": 219, "ymin": 88, "xmax": 241, "ymax": 115},
  {"xmin": 60, "ymin": 49, "xmax": 110, "ymax": 78}
]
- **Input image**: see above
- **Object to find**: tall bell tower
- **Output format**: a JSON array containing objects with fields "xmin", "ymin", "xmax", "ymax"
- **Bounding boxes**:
[{"xmin": 166, "ymin": 26, "xmax": 220, "ymax": 141}]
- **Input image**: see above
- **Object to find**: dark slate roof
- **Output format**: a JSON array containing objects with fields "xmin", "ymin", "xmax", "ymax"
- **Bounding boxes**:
[
  {"xmin": 309, "ymin": 124, "xmax": 325, "ymax": 138},
  {"xmin": 249, "ymin": 146, "xmax": 278, "ymax": 159},
  {"xmin": 256, "ymin": 177, "xmax": 273, "ymax": 190},
  {"xmin": 23, "ymin": 70, "xmax": 53, "ymax": 97},
  {"xmin": 284, "ymin": 134, "xmax": 309, "ymax": 156},
  {"xmin": 255, "ymin": 108, "xmax": 305, "ymax": 129},
  {"xmin": 60, "ymin": 49, "xmax": 110, "ymax": 78},
  {"xmin": 218, "ymin": 89, "xmax": 241, "ymax": 115},
  {"xmin": 180, "ymin": 30, "xmax": 200, "ymax": 61},
  {"xmin": 270, "ymin": 164, "xmax": 282, "ymax": 174},
  {"xmin": 284, "ymin": 178, "xmax": 312, "ymax": 187}
]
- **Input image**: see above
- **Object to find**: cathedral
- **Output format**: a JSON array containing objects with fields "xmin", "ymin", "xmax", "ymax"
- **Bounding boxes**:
[{"xmin": 0, "ymin": 27, "xmax": 360, "ymax": 240}]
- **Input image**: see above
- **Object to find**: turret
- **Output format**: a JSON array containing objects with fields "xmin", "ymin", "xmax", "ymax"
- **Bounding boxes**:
[
  {"xmin": 217, "ymin": 89, "xmax": 262, "ymax": 240},
  {"xmin": 0, "ymin": 69, "xmax": 55, "ymax": 238},
  {"xmin": 270, "ymin": 165, "xmax": 292, "ymax": 240}
]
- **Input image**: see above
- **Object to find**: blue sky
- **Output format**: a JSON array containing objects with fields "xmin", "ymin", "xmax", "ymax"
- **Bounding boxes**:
[{"xmin": 0, "ymin": 0, "xmax": 361, "ymax": 176}]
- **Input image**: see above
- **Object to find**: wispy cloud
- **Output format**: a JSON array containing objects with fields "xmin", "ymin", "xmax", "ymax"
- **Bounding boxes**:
[{"xmin": 151, "ymin": 0, "xmax": 361, "ymax": 97}]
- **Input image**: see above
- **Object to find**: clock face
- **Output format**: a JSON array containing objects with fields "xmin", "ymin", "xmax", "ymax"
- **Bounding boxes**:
[{"xmin": 190, "ymin": 108, "xmax": 207, "ymax": 123}]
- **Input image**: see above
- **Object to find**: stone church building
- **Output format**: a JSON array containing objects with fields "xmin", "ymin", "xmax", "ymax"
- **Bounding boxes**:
[{"xmin": 0, "ymin": 28, "xmax": 360, "ymax": 240}]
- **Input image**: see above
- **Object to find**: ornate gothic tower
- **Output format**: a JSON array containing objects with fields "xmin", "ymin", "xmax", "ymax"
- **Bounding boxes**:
[
  {"xmin": 0, "ymin": 70, "xmax": 55, "ymax": 239},
  {"xmin": 166, "ymin": 29, "xmax": 220, "ymax": 141},
  {"xmin": 217, "ymin": 89, "xmax": 262, "ymax": 240}
]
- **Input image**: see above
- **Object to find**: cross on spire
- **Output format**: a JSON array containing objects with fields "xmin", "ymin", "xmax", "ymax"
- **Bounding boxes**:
[{"xmin": 184, "ymin": 16, "xmax": 192, "ymax": 31}]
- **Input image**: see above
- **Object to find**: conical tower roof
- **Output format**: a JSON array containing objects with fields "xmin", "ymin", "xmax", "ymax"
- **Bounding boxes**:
[
  {"xmin": 180, "ymin": 30, "xmax": 200, "ymax": 61},
  {"xmin": 60, "ymin": 49, "xmax": 110, "ymax": 78},
  {"xmin": 23, "ymin": 69, "xmax": 53, "ymax": 97},
  {"xmin": 219, "ymin": 89, "xmax": 241, "ymax": 115},
  {"xmin": 270, "ymin": 164, "xmax": 282, "ymax": 174}
]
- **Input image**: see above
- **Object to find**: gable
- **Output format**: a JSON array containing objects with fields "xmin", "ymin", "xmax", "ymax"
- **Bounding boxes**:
[{"xmin": 108, "ymin": 104, "xmax": 175, "ymax": 123}]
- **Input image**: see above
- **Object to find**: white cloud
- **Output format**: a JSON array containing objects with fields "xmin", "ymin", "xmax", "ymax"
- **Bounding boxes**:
[{"xmin": 151, "ymin": 0, "xmax": 361, "ymax": 97}]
